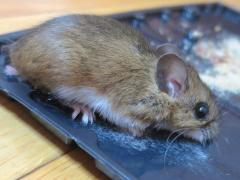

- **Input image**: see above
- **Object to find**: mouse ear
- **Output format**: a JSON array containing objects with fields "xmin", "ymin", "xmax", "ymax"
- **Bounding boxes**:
[{"xmin": 156, "ymin": 44, "xmax": 187, "ymax": 98}]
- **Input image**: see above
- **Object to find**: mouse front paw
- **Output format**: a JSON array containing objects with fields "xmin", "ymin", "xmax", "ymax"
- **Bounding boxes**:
[{"xmin": 71, "ymin": 104, "xmax": 95, "ymax": 125}]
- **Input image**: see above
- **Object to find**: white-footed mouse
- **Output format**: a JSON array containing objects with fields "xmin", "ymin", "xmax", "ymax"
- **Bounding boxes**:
[{"xmin": 5, "ymin": 14, "xmax": 219, "ymax": 143}]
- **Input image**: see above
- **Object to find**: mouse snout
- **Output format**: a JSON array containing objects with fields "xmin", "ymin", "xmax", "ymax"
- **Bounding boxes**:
[
  {"xmin": 183, "ymin": 129, "xmax": 205, "ymax": 143},
  {"xmin": 183, "ymin": 121, "xmax": 219, "ymax": 143}
]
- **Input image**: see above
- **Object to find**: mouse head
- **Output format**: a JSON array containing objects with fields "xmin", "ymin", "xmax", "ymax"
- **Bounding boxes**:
[{"xmin": 156, "ymin": 44, "xmax": 219, "ymax": 143}]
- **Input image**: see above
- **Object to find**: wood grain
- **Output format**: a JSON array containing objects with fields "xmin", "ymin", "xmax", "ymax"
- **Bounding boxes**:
[
  {"xmin": 0, "ymin": 0, "xmax": 239, "ymax": 35},
  {"xmin": 0, "ymin": 0, "xmax": 215, "ymax": 34},
  {"xmin": 0, "ymin": 94, "xmax": 73, "ymax": 179},
  {"xmin": 0, "ymin": 0, "xmax": 214, "ymax": 18},
  {"xmin": 22, "ymin": 149, "xmax": 108, "ymax": 180}
]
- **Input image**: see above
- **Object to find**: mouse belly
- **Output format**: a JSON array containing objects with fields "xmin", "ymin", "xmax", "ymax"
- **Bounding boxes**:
[{"xmin": 54, "ymin": 86, "xmax": 149, "ymax": 136}]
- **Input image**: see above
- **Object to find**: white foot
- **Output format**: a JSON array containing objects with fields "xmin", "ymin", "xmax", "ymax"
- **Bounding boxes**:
[
  {"xmin": 4, "ymin": 65, "xmax": 19, "ymax": 76},
  {"xmin": 71, "ymin": 104, "xmax": 95, "ymax": 125}
]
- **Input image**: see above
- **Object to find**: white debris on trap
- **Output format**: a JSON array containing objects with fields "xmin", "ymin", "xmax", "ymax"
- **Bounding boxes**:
[{"xmin": 193, "ymin": 34, "xmax": 240, "ymax": 95}]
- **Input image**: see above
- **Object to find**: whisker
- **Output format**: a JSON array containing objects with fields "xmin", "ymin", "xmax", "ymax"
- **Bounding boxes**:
[
  {"xmin": 166, "ymin": 126, "xmax": 197, "ymax": 144},
  {"xmin": 163, "ymin": 130, "xmax": 186, "ymax": 169},
  {"xmin": 202, "ymin": 129, "xmax": 208, "ymax": 146},
  {"xmin": 166, "ymin": 128, "xmax": 187, "ymax": 144}
]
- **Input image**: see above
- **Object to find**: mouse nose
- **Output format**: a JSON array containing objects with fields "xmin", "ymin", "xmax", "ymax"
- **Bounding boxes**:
[{"xmin": 183, "ymin": 129, "xmax": 205, "ymax": 143}]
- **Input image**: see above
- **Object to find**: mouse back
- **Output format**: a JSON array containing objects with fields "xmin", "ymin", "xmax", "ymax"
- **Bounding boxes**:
[{"xmin": 8, "ymin": 15, "xmax": 157, "ymax": 92}]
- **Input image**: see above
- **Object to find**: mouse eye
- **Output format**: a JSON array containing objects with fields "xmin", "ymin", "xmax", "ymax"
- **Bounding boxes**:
[{"xmin": 194, "ymin": 102, "xmax": 209, "ymax": 119}]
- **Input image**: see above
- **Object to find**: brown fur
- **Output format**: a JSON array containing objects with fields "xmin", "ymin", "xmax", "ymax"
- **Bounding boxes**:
[{"xmin": 8, "ymin": 14, "xmax": 219, "ymax": 141}]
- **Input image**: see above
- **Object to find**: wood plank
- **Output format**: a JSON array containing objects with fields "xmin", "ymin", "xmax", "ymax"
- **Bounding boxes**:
[
  {"xmin": 1, "ymin": 0, "xmax": 239, "ymax": 35},
  {"xmin": 21, "ymin": 149, "xmax": 108, "ymax": 180},
  {"xmin": 0, "ymin": 0, "xmax": 214, "ymax": 34},
  {"xmin": 0, "ymin": 93, "xmax": 73, "ymax": 180},
  {"xmin": 0, "ymin": 0, "xmax": 213, "ymax": 18}
]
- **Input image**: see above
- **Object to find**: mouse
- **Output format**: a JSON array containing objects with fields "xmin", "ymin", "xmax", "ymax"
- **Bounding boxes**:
[{"xmin": 4, "ymin": 14, "xmax": 219, "ymax": 143}]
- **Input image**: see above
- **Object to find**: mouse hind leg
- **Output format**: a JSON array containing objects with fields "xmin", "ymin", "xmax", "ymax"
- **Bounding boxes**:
[
  {"xmin": 53, "ymin": 86, "xmax": 97, "ymax": 124},
  {"xmin": 71, "ymin": 104, "xmax": 95, "ymax": 124}
]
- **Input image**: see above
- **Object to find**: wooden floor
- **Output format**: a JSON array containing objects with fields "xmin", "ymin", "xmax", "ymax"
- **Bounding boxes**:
[{"xmin": 0, "ymin": 0, "xmax": 239, "ymax": 179}]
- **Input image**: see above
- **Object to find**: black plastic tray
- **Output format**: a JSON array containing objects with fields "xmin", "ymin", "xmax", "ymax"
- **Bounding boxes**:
[{"xmin": 1, "ymin": 3, "xmax": 240, "ymax": 180}]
